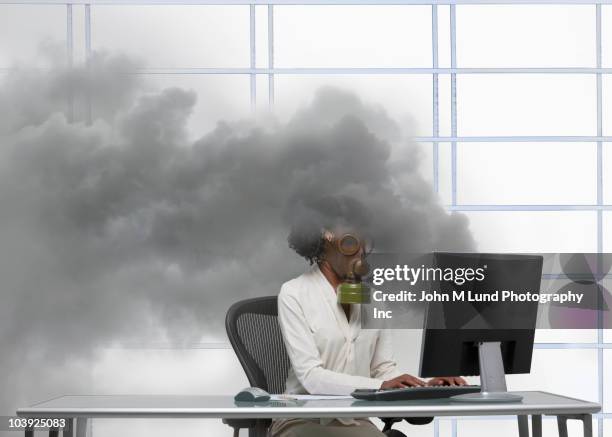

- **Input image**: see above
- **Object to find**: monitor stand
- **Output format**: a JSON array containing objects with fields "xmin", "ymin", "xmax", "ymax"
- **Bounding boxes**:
[{"xmin": 451, "ymin": 341, "xmax": 523, "ymax": 403}]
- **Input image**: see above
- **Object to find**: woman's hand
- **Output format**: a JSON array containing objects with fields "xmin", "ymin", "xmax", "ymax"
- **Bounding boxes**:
[
  {"xmin": 427, "ymin": 376, "xmax": 468, "ymax": 386},
  {"xmin": 380, "ymin": 374, "xmax": 426, "ymax": 389}
]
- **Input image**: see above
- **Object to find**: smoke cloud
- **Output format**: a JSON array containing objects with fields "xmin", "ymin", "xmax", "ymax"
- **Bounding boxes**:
[{"xmin": 0, "ymin": 45, "xmax": 474, "ymax": 417}]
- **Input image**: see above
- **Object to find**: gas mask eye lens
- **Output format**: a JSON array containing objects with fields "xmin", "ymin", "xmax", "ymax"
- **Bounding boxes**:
[{"xmin": 338, "ymin": 235, "xmax": 360, "ymax": 256}]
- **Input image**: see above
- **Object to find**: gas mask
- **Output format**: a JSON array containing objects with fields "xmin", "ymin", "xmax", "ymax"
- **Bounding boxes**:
[{"xmin": 322, "ymin": 231, "xmax": 372, "ymax": 304}]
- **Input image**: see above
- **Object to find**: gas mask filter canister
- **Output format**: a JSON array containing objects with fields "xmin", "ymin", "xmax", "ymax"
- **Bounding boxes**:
[{"xmin": 327, "ymin": 233, "xmax": 372, "ymax": 305}]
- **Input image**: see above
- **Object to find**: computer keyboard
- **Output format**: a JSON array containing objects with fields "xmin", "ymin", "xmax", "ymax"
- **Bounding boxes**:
[{"xmin": 351, "ymin": 385, "xmax": 481, "ymax": 401}]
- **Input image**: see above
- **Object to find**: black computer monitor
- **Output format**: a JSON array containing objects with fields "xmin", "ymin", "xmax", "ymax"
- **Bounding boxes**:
[{"xmin": 419, "ymin": 253, "xmax": 544, "ymax": 402}]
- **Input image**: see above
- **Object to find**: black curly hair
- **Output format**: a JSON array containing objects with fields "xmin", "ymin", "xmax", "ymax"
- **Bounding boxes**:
[{"xmin": 287, "ymin": 195, "xmax": 370, "ymax": 265}]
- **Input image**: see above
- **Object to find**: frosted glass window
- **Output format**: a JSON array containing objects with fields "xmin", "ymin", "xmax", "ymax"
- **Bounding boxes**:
[
  {"xmin": 274, "ymin": 6, "xmax": 431, "ymax": 68},
  {"xmin": 255, "ymin": 74, "xmax": 271, "ymax": 114},
  {"xmin": 0, "ymin": 5, "xmax": 66, "ymax": 68},
  {"xmin": 457, "ymin": 75, "xmax": 596, "ymax": 137},
  {"xmin": 437, "ymin": 420, "xmax": 454, "ymax": 437},
  {"xmin": 460, "ymin": 417, "xmax": 598, "ymax": 437},
  {"xmin": 605, "ymin": 212, "xmax": 612, "ymax": 253},
  {"xmin": 436, "ymin": 5, "xmax": 452, "ymax": 69},
  {"xmin": 602, "ymin": 77, "xmax": 612, "ymax": 137},
  {"xmin": 70, "ymin": 6, "xmax": 87, "ymax": 67},
  {"xmin": 464, "ymin": 211, "xmax": 597, "ymax": 253},
  {"xmin": 605, "ymin": 351, "xmax": 612, "ymax": 412},
  {"xmin": 457, "ymin": 142, "xmax": 597, "ymax": 205},
  {"xmin": 435, "ymin": 142, "xmax": 453, "ymax": 205},
  {"xmin": 437, "ymin": 74, "xmax": 452, "ymax": 137},
  {"xmin": 456, "ymin": 5, "xmax": 595, "ymax": 67},
  {"xmin": 458, "ymin": 419, "xmax": 523, "ymax": 437},
  {"xmin": 535, "ymin": 329, "xmax": 598, "ymax": 344},
  {"xmin": 602, "ymin": 6, "xmax": 612, "ymax": 68},
  {"xmin": 91, "ymin": 6, "xmax": 249, "ymax": 68},
  {"xmin": 605, "ymin": 144, "xmax": 612, "ymax": 205},
  {"xmin": 508, "ymin": 349, "xmax": 598, "ymax": 401},
  {"xmin": 255, "ymin": 5, "xmax": 270, "ymax": 69},
  {"xmin": 274, "ymin": 75, "xmax": 432, "ymax": 138}
]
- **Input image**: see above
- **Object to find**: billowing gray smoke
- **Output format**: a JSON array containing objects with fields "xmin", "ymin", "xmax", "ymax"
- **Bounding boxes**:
[{"xmin": 0, "ymin": 47, "xmax": 474, "ymax": 417}]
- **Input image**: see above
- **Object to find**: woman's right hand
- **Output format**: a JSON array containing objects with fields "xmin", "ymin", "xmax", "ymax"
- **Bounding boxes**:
[{"xmin": 380, "ymin": 374, "xmax": 426, "ymax": 389}]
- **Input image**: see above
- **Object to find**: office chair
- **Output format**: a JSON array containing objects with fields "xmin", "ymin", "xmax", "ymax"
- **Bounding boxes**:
[
  {"xmin": 224, "ymin": 296, "xmax": 289, "ymax": 437},
  {"xmin": 224, "ymin": 295, "xmax": 431, "ymax": 437}
]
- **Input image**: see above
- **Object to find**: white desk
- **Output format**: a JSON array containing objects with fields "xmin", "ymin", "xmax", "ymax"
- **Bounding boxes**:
[{"xmin": 17, "ymin": 391, "xmax": 600, "ymax": 437}]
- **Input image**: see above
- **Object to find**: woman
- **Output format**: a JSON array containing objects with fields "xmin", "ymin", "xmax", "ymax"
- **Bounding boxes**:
[{"xmin": 271, "ymin": 196, "xmax": 465, "ymax": 437}]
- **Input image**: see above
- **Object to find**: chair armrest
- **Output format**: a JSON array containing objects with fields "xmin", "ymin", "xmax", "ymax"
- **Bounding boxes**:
[
  {"xmin": 223, "ymin": 418, "xmax": 272, "ymax": 437},
  {"xmin": 380, "ymin": 416, "xmax": 434, "ymax": 432},
  {"xmin": 222, "ymin": 418, "xmax": 259, "ymax": 429},
  {"xmin": 405, "ymin": 417, "xmax": 434, "ymax": 425}
]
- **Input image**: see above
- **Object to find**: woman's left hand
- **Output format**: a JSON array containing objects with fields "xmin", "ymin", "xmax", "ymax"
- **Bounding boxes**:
[{"xmin": 427, "ymin": 376, "xmax": 467, "ymax": 386}]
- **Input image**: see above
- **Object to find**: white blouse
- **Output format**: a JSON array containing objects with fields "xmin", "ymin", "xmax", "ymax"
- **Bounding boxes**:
[{"xmin": 278, "ymin": 265, "xmax": 401, "ymax": 396}]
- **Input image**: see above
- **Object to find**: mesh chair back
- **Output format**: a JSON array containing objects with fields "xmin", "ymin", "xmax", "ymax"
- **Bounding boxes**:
[{"xmin": 226, "ymin": 296, "xmax": 291, "ymax": 394}]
